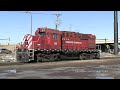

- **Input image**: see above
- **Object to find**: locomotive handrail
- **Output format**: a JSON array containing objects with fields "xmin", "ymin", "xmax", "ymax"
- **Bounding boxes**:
[{"xmin": 31, "ymin": 36, "xmax": 41, "ymax": 49}]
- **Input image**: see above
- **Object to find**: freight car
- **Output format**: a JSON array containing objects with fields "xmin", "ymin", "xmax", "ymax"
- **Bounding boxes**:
[{"xmin": 16, "ymin": 27, "xmax": 100, "ymax": 63}]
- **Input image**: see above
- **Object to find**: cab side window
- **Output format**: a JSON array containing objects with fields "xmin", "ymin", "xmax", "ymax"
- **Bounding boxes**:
[
  {"xmin": 62, "ymin": 33, "xmax": 65, "ymax": 37},
  {"xmin": 70, "ymin": 33, "xmax": 72, "ymax": 37},
  {"xmin": 66, "ymin": 33, "xmax": 69, "ymax": 37},
  {"xmin": 53, "ymin": 33, "xmax": 58, "ymax": 40}
]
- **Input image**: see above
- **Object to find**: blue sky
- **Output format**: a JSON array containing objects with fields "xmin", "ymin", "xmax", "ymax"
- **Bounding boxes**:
[{"xmin": 0, "ymin": 11, "xmax": 119, "ymax": 44}]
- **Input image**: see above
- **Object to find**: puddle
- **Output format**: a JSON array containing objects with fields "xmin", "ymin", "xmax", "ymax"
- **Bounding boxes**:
[
  {"xmin": 3, "ymin": 69, "xmax": 16, "ymax": 75},
  {"xmin": 96, "ymin": 76, "xmax": 114, "ymax": 79},
  {"xmin": 94, "ymin": 73, "xmax": 114, "ymax": 79},
  {"xmin": 7, "ymin": 69, "xmax": 16, "ymax": 74}
]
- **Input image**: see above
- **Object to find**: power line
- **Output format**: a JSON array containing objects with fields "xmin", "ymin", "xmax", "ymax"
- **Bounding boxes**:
[
  {"xmin": 8, "ymin": 11, "xmax": 62, "ymax": 30},
  {"xmin": 10, "ymin": 11, "xmax": 50, "ymax": 15},
  {"xmin": 10, "ymin": 11, "xmax": 49, "ymax": 35}
]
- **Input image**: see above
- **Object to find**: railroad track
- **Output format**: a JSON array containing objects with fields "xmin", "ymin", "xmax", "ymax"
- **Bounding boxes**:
[{"xmin": 0, "ymin": 56, "xmax": 120, "ymax": 66}]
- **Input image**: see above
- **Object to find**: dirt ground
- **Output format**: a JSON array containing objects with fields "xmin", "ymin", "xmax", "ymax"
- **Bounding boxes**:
[
  {"xmin": 1, "ymin": 45, "xmax": 120, "ymax": 79},
  {"xmin": 0, "ymin": 53, "xmax": 120, "ymax": 79}
]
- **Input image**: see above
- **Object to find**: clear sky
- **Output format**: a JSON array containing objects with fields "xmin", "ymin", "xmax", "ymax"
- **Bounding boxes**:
[{"xmin": 0, "ymin": 11, "xmax": 119, "ymax": 44}]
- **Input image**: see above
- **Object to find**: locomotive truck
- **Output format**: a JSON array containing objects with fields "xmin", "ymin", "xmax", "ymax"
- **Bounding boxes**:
[{"xmin": 16, "ymin": 27, "xmax": 100, "ymax": 63}]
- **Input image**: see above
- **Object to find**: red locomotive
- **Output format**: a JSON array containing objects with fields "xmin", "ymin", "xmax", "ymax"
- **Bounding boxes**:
[{"xmin": 16, "ymin": 27, "xmax": 100, "ymax": 62}]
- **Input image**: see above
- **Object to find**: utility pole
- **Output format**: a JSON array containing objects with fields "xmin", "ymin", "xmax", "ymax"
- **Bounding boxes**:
[
  {"xmin": 114, "ymin": 11, "xmax": 118, "ymax": 55},
  {"xmin": 53, "ymin": 14, "xmax": 62, "ymax": 30}
]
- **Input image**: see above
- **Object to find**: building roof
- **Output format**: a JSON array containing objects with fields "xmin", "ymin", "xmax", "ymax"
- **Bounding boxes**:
[{"xmin": 96, "ymin": 39, "xmax": 120, "ymax": 44}]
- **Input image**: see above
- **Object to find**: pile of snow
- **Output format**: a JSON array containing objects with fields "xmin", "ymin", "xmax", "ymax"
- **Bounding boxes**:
[{"xmin": 0, "ymin": 55, "xmax": 16, "ymax": 62}]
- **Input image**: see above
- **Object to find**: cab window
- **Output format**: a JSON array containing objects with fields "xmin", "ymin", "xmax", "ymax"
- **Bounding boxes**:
[
  {"xmin": 39, "ymin": 32, "xmax": 46, "ymax": 36},
  {"xmin": 70, "ymin": 33, "xmax": 72, "ymax": 37},
  {"xmin": 53, "ymin": 33, "xmax": 58, "ymax": 40},
  {"xmin": 66, "ymin": 33, "xmax": 69, "ymax": 37},
  {"xmin": 62, "ymin": 33, "xmax": 65, "ymax": 37}
]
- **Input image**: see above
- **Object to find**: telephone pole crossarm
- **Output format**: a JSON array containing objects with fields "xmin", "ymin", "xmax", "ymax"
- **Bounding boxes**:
[{"xmin": 52, "ymin": 14, "xmax": 62, "ymax": 30}]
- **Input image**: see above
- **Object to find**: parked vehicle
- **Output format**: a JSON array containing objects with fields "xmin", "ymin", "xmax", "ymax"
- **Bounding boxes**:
[{"xmin": 0, "ymin": 48, "xmax": 12, "ymax": 54}]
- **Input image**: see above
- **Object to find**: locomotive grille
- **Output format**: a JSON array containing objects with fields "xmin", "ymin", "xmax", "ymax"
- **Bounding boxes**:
[{"xmin": 81, "ymin": 34, "xmax": 89, "ymax": 39}]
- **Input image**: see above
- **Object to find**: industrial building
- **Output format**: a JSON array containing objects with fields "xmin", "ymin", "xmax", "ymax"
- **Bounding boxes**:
[{"xmin": 96, "ymin": 39, "xmax": 120, "ymax": 53}]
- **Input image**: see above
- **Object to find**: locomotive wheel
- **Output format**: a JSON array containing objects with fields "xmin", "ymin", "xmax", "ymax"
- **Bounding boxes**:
[
  {"xmin": 52, "ymin": 55, "xmax": 58, "ymax": 61},
  {"xmin": 89, "ymin": 54, "xmax": 95, "ymax": 59},
  {"xmin": 43, "ymin": 55, "xmax": 58, "ymax": 61},
  {"xmin": 79, "ymin": 53, "xmax": 87, "ymax": 60},
  {"xmin": 37, "ymin": 54, "xmax": 43, "ymax": 62},
  {"xmin": 95, "ymin": 53, "xmax": 100, "ymax": 59},
  {"xmin": 43, "ymin": 56, "xmax": 51, "ymax": 61}
]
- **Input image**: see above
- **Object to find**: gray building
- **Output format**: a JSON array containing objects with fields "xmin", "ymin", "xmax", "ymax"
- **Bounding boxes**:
[{"xmin": 96, "ymin": 39, "xmax": 120, "ymax": 53}]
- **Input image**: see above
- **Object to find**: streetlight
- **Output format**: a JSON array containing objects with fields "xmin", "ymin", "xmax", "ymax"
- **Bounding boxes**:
[
  {"xmin": 26, "ymin": 11, "xmax": 32, "ymax": 35},
  {"xmin": 16, "ymin": 11, "xmax": 62, "ymax": 33}
]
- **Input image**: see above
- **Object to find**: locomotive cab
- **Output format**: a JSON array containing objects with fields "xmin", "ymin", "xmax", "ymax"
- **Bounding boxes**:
[{"xmin": 35, "ymin": 27, "xmax": 62, "ymax": 50}]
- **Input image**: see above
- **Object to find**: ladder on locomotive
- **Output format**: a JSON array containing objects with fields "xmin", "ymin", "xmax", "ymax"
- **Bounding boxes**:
[
  {"xmin": 29, "ymin": 37, "xmax": 41, "ymax": 61},
  {"xmin": 29, "ymin": 49, "xmax": 34, "ymax": 60},
  {"xmin": 29, "ymin": 41, "xmax": 35, "ymax": 60}
]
